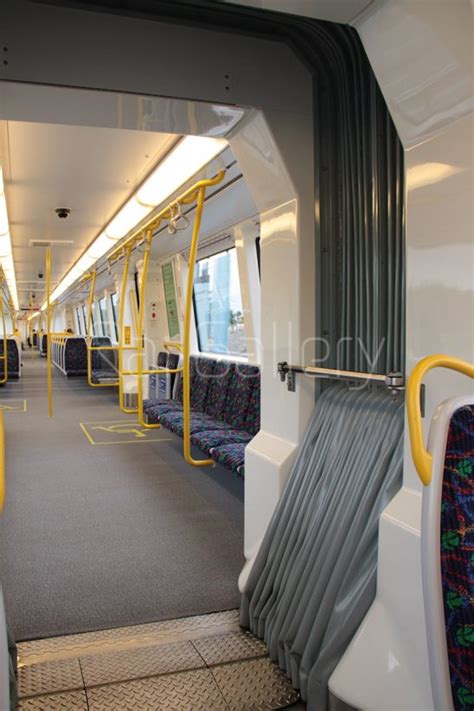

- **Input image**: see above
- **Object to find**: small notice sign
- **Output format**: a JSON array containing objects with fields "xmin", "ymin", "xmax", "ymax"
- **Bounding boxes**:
[{"xmin": 124, "ymin": 325, "xmax": 131, "ymax": 345}]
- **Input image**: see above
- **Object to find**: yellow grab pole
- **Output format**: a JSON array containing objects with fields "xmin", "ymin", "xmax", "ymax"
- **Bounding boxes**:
[
  {"xmin": 407, "ymin": 354, "xmax": 474, "ymax": 485},
  {"xmin": 0, "ymin": 280, "xmax": 7, "ymax": 385},
  {"xmin": 86, "ymin": 269, "xmax": 96, "ymax": 387},
  {"xmin": 118, "ymin": 244, "xmax": 138, "ymax": 412},
  {"xmin": 46, "ymin": 246, "xmax": 53, "ymax": 417},
  {"xmin": 136, "ymin": 229, "xmax": 161, "ymax": 429},
  {"xmin": 182, "ymin": 186, "xmax": 213, "ymax": 467}
]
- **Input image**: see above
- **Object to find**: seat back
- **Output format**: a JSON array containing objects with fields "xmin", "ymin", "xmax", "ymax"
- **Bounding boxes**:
[
  {"xmin": 204, "ymin": 361, "xmax": 234, "ymax": 420},
  {"xmin": 0, "ymin": 339, "xmax": 20, "ymax": 379},
  {"xmin": 191, "ymin": 357, "xmax": 216, "ymax": 411},
  {"xmin": 64, "ymin": 337, "xmax": 87, "ymax": 375},
  {"xmin": 223, "ymin": 364, "xmax": 260, "ymax": 431},
  {"xmin": 90, "ymin": 337, "xmax": 117, "ymax": 372},
  {"xmin": 422, "ymin": 397, "xmax": 474, "ymax": 711}
]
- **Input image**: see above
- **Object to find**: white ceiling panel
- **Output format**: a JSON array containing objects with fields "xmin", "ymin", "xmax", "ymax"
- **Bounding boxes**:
[{"xmin": 0, "ymin": 120, "xmax": 176, "ymax": 309}]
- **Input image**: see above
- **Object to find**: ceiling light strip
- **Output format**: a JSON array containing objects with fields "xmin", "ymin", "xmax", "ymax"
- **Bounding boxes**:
[
  {"xmin": 42, "ymin": 136, "xmax": 227, "ymax": 310},
  {"xmin": 0, "ymin": 165, "xmax": 19, "ymax": 311}
]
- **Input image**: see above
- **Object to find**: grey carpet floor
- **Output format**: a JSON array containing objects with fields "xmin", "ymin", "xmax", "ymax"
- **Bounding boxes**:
[{"xmin": 0, "ymin": 353, "xmax": 244, "ymax": 641}]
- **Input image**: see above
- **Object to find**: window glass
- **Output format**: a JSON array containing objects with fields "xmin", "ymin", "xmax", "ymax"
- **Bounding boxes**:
[
  {"xmin": 110, "ymin": 293, "xmax": 119, "ymax": 341},
  {"xmin": 75, "ymin": 308, "xmax": 81, "ymax": 334},
  {"xmin": 82, "ymin": 305, "xmax": 88, "ymax": 335},
  {"xmin": 99, "ymin": 297, "xmax": 110, "ymax": 338},
  {"xmin": 193, "ymin": 247, "xmax": 246, "ymax": 356}
]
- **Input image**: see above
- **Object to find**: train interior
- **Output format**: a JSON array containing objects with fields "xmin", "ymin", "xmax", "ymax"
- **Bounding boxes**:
[{"xmin": 0, "ymin": 1, "xmax": 472, "ymax": 710}]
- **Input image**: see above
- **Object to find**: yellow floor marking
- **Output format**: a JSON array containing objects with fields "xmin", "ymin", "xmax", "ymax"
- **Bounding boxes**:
[
  {"xmin": 80, "ymin": 420, "xmax": 172, "ymax": 446},
  {"xmin": 0, "ymin": 399, "xmax": 27, "ymax": 412}
]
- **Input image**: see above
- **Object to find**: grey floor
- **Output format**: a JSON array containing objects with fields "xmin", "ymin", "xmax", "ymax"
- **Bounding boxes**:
[{"xmin": 0, "ymin": 352, "xmax": 244, "ymax": 641}]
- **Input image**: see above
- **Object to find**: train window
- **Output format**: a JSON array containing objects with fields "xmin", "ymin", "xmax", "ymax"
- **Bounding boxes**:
[
  {"xmin": 81, "ymin": 305, "xmax": 88, "ymax": 335},
  {"xmin": 75, "ymin": 307, "xmax": 82, "ymax": 334},
  {"xmin": 99, "ymin": 297, "xmax": 109, "ymax": 338},
  {"xmin": 193, "ymin": 247, "xmax": 247, "ymax": 357},
  {"xmin": 110, "ymin": 293, "xmax": 119, "ymax": 341}
]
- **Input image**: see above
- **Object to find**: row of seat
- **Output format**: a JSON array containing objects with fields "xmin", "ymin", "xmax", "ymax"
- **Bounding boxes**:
[
  {"xmin": 51, "ymin": 336, "xmax": 118, "ymax": 380},
  {"xmin": 0, "ymin": 339, "xmax": 20, "ymax": 382},
  {"xmin": 144, "ymin": 354, "xmax": 260, "ymax": 476}
]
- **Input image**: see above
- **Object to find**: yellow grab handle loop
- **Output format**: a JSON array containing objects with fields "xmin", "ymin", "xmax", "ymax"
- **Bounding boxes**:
[{"xmin": 407, "ymin": 354, "xmax": 474, "ymax": 486}]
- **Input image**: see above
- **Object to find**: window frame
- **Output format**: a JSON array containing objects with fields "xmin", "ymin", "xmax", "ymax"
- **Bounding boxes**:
[
  {"xmin": 192, "ymin": 246, "xmax": 247, "ymax": 359},
  {"xmin": 110, "ymin": 293, "xmax": 119, "ymax": 342}
]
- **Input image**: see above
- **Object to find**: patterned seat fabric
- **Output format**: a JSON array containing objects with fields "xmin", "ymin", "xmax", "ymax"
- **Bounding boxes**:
[
  {"xmin": 210, "ymin": 443, "xmax": 246, "ymax": 476},
  {"xmin": 204, "ymin": 361, "xmax": 235, "ymax": 421},
  {"xmin": 146, "ymin": 401, "xmax": 183, "ymax": 425},
  {"xmin": 441, "ymin": 404, "xmax": 474, "ymax": 711},
  {"xmin": 222, "ymin": 364, "xmax": 259, "ymax": 431},
  {"xmin": 191, "ymin": 428, "xmax": 253, "ymax": 456},
  {"xmin": 0, "ymin": 340, "xmax": 20, "ymax": 379},
  {"xmin": 64, "ymin": 337, "xmax": 87, "ymax": 376},
  {"xmin": 191, "ymin": 358, "xmax": 216, "ymax": 411},
  {"xmin": 160, "ymin": 410, "xmax": 227, "ymax": 437},
  {"xmin": 245, "ymin": 376, "xmax": 261, "ymax": 435}
]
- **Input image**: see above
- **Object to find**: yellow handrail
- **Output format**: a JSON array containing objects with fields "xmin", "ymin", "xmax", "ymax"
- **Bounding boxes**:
[
  {"xmin": 46, "ymin": 247, "xmax": 53, "ymax": 417},
  {"xmin": 134, "ymin": 172, "xmax": 225, "ymax": 459},
  {"xmin": 0, "ymin": 409, "xmax": 4, "ymax": 513},
  {"xmin": 86, "ymin": 269, "xmax": 119, "ymax": 388},
  {"xmin": 407, "ymin": 354, "xmax": 474, "ymax": 485},
  {"xmin": 118, "ymin": 243, "xmax": 139, "ymax": 412}
]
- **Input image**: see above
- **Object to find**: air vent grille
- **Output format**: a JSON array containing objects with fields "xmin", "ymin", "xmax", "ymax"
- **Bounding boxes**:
[{"xmin": 29, "ymin": 240, "xmax": 73, "ymax": 247}]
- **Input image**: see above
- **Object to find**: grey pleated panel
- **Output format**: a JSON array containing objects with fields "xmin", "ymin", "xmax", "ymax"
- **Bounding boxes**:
[{"xmin": 240, "ymin": 384, "xmax": 404, "ymax": 710}]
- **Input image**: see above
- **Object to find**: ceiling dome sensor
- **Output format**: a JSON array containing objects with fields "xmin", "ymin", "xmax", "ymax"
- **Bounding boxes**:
[{"xmin": 55, "ymin": 207, "xmax": 71, "ymax": 219}]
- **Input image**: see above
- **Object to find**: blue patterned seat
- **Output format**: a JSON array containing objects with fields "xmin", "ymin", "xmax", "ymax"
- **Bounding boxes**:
[
  {"xmin": 64, "ymin": 337, "xmax": 87, "ymax": 376},
  {"xmin": 440, "ymin": 404, "xmax": 474, "ymax": 711},
  {"xmin": 0, "ymin": 339, "xmax": 20, "ymax": 380},
  {"xmin": 210, "ymin": 443, "xmax": 246, "ymax": 476},
  {"xmin": 155, "ymin": 355, "xmax": 260, "ymax": 476}
]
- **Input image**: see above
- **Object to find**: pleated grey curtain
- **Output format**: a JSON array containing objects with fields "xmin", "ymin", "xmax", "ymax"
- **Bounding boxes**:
[{"xmin": 241, "ymin": 384, "xmax": 404, "ymax": 710}]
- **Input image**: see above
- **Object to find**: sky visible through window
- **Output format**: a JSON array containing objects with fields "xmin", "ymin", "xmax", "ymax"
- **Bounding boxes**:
[{"xmin": 194, "ymin": 248, "xmax": 246, "ymax": 356}]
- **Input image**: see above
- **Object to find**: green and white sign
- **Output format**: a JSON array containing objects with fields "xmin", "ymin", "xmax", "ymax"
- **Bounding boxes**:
[{"xmin": 161, "ymin": 262, "xmax": 180, "ymax": 340}]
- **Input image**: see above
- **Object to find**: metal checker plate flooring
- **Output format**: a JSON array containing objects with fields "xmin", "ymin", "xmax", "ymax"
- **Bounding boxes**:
[{"xmin": 17, "ymin": 610, "xmax": 304, "ymax": 710}]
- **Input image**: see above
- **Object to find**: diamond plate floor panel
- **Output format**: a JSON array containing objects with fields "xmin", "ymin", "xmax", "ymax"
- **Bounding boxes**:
[
  {"xmin": 193, "ymin": 629, "xmax": 267, "ymax": 666},
  {"xmin": 18, "ymin": 610, "xmax": 240, "ymax": 664},
  {"xmin": 18, "ymin": 690, "xmax": 88, "ymax": 710},
  {"xmin": 86, "ymin": 668, "xmax": 227, "ymax": 710},
  {"xmin": 211, "ymin": 657, "xmax": 301, "ymax": 710},
  {"xmin": 80, "ymin": 639, "xmax": 205, "ymax": 687},
  {"xmin": 18, "ymin": 657, "xmax": 83, "ymax": 698}
]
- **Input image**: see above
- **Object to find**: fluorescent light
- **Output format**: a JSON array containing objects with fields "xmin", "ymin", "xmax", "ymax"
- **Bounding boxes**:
[
  {"xmin": 87, "ymin": 232, "xmax": 115, "ymax": 260},
  {"xmin": 137, "ymin": 136, "xmax": 227, "ymax": 207},
  {"xmin": 41, "ymin": 135, "xmax": 227, "ymax": 308},
  {"xmin": 0, "ymin": 232, "xmax": 12, "ymax": 258},
  {"xmin": 0, "ymin": 165, "xmax": 19, "ymax": 311},
  {"xmin": 105, "ymin": 197, "xmax": 152, "ymax": 240},
  {"xmin": 0, "ymin": 200, "xmax": 8, "ymax": 235}
]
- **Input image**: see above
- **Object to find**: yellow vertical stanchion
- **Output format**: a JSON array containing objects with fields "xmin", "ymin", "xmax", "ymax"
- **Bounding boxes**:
[
  {"xmin": 86, "ymin": 269, "xmax": 96, "ymax": 387},
  {"xmin": 136, "ymin": 229, "xmax": 161, "ymax": 430},
  {"xmin": 46, "ymin": 246, "xmax": 53, "ymax": 417},
  {"xmin": 118, "ymin": 244, "xmax": 138, "ymax": 412},
  {"xmin": 182, "ymin": 187, "xmax": 213, "ymax": 467}
]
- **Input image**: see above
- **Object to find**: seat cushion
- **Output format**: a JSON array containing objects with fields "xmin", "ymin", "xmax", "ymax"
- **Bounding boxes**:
[
  {"xmin": 160, "ymin": 410, "xmax": 227, "ymax": 437},
  {"xmin": 191, "ymin": 429, "xmax": 253, "ymax": 456},
  {"xmin": 210, "ymin": 443, "xmax": 246, "ymax": 476},
  {"xmin": 146, "ymin": 401, "xmax": 183, "ymax": 424},
  {"xmin": 143, "ymin": 398, "xmax": 182, "ymax": 414},
  {"xmin": 91, "ymin": 370, "xmax": 119, "ymax": 384}
]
